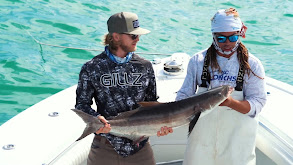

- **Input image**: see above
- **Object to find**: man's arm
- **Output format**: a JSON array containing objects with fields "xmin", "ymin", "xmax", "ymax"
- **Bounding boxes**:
[
  {"xmin": 76, "ymin": 64, "xmax": 111, "ymax": 133},
  {"xmin": 75, "ymin": 64, "xmax": 100, "ymax": 116}
]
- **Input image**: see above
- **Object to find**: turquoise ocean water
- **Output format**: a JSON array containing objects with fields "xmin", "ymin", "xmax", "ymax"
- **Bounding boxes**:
[{"xmin": 0, "ymin": 0, "xmax": 292, "ymax": 125}]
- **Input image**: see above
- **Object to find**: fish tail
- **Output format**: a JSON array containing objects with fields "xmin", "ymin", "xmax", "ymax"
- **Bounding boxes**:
[{"xmin": 71, "ymin": 109, "xmax": 102, "ymax": 141}]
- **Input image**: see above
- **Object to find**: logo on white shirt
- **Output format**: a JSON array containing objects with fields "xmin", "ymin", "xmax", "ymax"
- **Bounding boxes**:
[{"xmin": 211, "ymin": 70, "xmax": 237, "ymax": 82}]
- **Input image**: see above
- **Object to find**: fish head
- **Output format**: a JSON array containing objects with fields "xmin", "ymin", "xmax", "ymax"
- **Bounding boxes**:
[
  {"xmin": 220, "ymin": 85, "xmax": 234, "ymax": 98},
  {"xmin": 198, "ymin": 85, "xmax": 233, "ymax": 109}
]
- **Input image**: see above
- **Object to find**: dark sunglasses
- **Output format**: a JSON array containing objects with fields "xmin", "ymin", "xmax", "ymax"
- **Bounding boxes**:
[
  {"xmin": 216, "ymin": 35, "xmax": 239, "ymax": 43},
  {"xmin": 123, "ymin": 33, "xmax": 140, "ymax": 40}
]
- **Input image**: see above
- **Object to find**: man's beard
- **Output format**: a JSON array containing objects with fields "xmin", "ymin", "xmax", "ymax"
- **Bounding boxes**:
[{"xmin": 119, "ymin": 40, "xmax": 136, "ymax": 53}]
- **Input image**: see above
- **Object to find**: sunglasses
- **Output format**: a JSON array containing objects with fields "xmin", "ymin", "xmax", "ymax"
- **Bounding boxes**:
[
  {"xmin": 123, "ymin": 33, "xmax": 140, "ymax": 40},
  {"xmin": 216, "ymin": 35, "xmax": 239, "ymax": 43}
]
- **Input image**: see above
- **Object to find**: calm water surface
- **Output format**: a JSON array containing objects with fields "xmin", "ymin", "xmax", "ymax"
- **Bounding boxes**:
[{"xmin": 0, "ymin": 0, "xmax": 292, "ymax": 125}]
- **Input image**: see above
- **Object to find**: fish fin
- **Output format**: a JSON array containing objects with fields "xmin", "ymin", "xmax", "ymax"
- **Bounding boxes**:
[
  {"xmin": 138, "ymin": 101, "xmax": 162, "ymax": 107},
  {"xmin": 71, "ymin": 109, "xmax": 102, "ymax": 141},
  {"xmin": 111, "ymin": 101, "xmax": 164, "ymax": 120},
  {"xmin": 188, "ymin": 112, "xmax": 201, "ymax": 137},
  {"xmin": 71, "ymin": 109, "xmax": 101, "ymax": 123},
  {"xmin": 110, "ymin": 110, "xmax": 137, "ymax": 120}
]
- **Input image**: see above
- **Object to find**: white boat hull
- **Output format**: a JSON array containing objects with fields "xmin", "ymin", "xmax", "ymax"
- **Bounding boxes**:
[{"xmin": 0, "ymin": 53, "xmax": 292, "ymax": 165}]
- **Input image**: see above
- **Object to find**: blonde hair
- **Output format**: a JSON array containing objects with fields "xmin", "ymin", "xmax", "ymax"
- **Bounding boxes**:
[{"xmin": 103, "ymin": 33, "xmax": 119, "ymax": 51}]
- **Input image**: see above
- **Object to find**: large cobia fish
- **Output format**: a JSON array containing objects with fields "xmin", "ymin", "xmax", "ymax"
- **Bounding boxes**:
[{"xmin": 72, "ymin": 85, "xmax": 233, "ymax": 143}]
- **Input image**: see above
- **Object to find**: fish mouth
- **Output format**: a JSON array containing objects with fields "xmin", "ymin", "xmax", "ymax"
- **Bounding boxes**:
[
  {"xmin": 222, "ymin": 85, "xmax": 234, "ymax": 97},
  {"xmin": 226, "ymin": 86, "xmax": 234, "ymax": 97}
]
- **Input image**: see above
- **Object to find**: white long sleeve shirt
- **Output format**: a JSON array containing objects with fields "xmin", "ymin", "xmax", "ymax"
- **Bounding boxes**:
[{"xmin": 176, "ymin": 49, "xmax": 267, "ymax": 117}]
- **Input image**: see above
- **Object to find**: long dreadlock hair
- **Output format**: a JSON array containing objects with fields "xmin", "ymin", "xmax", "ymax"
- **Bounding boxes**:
[{"xmin": 206, "ymin": 42, "xmax": 264, "ymax": 79}]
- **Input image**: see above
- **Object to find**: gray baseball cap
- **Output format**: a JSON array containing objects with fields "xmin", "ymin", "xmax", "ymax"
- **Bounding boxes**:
[{"xmin": 107, "ymin": 12, "xmax": 150, "ymax": 35}]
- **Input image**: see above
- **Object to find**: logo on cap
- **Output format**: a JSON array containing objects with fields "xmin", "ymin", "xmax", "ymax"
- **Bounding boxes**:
[{"xmin": 133, "ymin": 20, "xmax": 140, "ymax": 28}]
